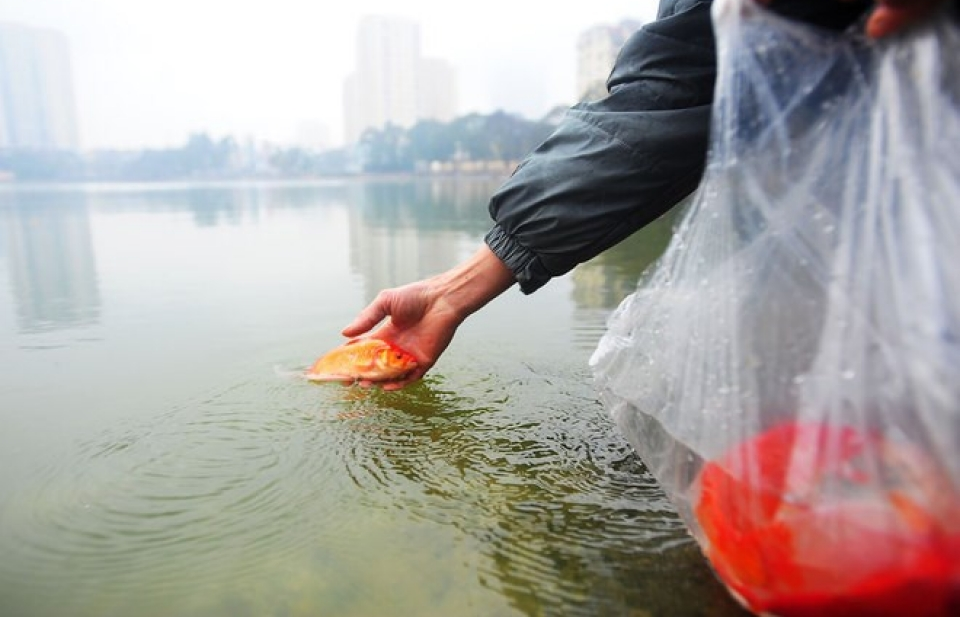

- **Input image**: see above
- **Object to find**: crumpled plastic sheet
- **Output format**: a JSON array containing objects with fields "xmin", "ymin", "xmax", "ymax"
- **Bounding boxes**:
[{"xmin": 591, "ymin": 1, "xmax": 960, "ymax": 615}]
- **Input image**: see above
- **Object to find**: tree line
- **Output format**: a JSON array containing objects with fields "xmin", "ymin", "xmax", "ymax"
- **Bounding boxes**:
[
  {"xmin": 0, "ymin": 110, "xmax": 561, "ymax": 182},
  {"xmin": 357, "ymin": 111, "xmax": 558, "ymax": 173}
]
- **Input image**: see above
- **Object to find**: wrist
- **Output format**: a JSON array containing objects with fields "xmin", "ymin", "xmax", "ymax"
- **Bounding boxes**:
[{"xmin": 430, "ymin": 246, "xmax": 515, "ymax": 321}]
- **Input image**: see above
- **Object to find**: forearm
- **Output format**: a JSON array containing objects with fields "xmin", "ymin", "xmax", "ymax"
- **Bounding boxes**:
[{"xmin": 428, "ymin": 245, "xmax": 516, "ymax": 320}]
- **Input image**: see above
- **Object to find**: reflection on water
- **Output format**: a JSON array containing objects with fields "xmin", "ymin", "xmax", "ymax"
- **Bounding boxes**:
[
  {"xmin": 572, "ymin": 210, "xmax": 679, "ymax": 312},
  {"xmin": 0, "ymin": 366, "xmax": 743, "ymax": 617},
  {"xmin": 1, "ymin": 190, "xmax": 99, "ymax": 334},
  {"xmin": 352, "ymin": 363, "xmax": 735, "ymax": 617},
  {"xmin": 569, "ymin": 207, "xmax": 681, "ymax": 352},
  {"xmin": 0, "ymin": 181, "xmax": 748, "ymax": 617},
  {"xmin": 74, "ymin": 181, "xmax": 352, "ymax": 224},
  {"xmin": 349, "ymin": 179, "xmax": 495, "ymax": 235},
  {"xmin": 347, "ymin": 179, "xmax": 502, "ymax": 300},
  {"xmin": 0, "ymin": 377, "xmax": 359, "ymax": 615}
]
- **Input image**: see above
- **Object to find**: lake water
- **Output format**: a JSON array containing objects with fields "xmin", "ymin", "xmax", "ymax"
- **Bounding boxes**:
[{"xmin": 0, "ymin": 180, "xmax": 750, "ymax": 617}]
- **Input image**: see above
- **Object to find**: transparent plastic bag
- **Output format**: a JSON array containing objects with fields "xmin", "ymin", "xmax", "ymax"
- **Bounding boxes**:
[{"xmin": 590, "ymin": 1, "xmax": 960, "ymax": 615}]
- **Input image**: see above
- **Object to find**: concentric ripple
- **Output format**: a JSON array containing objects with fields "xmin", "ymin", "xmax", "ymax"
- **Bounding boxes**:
[
  {"xmin": 301, "ymin": 351, "xmax": 720, "ymax": 617},
  {"xmin": 0, "ymin": 355, "xmax": 746, "ymax": 617},
  {"xmin": 0, "ymin": 375, "xmax": 376, "ymax": 615}
]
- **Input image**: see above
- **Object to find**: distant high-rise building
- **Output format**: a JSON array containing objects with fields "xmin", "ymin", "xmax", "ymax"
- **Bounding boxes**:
[
  {"xmin": 417, "ymin": 57, "xmax": 457, "ymax": 125},
  {"xmin": 0, "ymin": 22, "xmax": 80, "ymax": 150},
  {"xmin": 576, "ymin": 20, "xmax": 643, "ymax": 102},
  {"xmin": 343, "ymin": 15, "xmax": 457, "ymax": 146}
]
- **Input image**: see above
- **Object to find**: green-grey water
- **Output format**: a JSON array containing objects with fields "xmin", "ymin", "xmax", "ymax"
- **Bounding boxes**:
[{"xmin": 0, "ymin": 180, "xmax": 750, "ymax": 617}]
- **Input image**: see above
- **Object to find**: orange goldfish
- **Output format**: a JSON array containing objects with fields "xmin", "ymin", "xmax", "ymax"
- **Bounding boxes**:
[
  {"xmin": 304, "ymin": 338, "xmax": 418, "ymax": 383},
  {"xmin": 695, "ymin": 421, "xmax": 960, "ymax": 617}
]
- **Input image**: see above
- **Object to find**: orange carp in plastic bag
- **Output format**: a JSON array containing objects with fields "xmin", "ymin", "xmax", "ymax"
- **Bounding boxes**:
[
  {"xmin": 695, "ymin": 421, "xmax": 960, "ymax": 617},
  {"xmin": 304, "ymin": 339, "xmax": 418, "ymax": 383}
]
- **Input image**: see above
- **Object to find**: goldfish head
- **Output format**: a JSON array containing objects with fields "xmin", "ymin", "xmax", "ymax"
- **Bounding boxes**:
[{"xmin": 373, "ymin": 342, "xmax": 418, "ymax": 378}]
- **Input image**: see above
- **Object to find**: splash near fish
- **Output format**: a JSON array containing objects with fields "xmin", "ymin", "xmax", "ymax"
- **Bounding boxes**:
[{"xmin": 305, "ymin": 338, "xmax": 418, "ymax": 383}]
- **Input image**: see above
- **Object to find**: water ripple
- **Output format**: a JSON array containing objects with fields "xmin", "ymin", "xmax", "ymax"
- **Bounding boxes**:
[
  {"xmin": 0, "ymin": 375, "xmax": 367, "ymax": 611},
  {"xmin": 304, "ymin": 355, "xmax": 709, "ymax": 615},
  {"xmin": 0, "ymin": 357, "xmax": 745, "ymax": 617}
]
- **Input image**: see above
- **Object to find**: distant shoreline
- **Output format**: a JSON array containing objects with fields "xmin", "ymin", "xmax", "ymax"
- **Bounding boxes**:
[{"xmin": 0, "ymin": 172, "xmax": 512, "ymax": 189}]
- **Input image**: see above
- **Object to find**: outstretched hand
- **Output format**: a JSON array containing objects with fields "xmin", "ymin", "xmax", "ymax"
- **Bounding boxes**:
[
  {"xmin": 341, "ymin": 280, "xmax": 464, "ymax": 390},
  {"xmin": 340, "ymin": 246, "xmax": 516, "ymax": 390}
]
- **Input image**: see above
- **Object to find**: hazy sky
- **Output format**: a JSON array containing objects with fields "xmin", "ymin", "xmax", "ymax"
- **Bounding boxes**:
[{"xmin": 0, "ymin": 0, "xmax": 660, "ymax": 150}]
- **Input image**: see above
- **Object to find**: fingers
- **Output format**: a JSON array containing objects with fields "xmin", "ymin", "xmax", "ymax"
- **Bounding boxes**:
[
  {"xmin": 338, "ymin": 282, "xmax": 444, "ymax": 389},
  {"xmin": 341, "ymin": 286, "xmax": 427, "ymax": 337},
  {"xmin": 866, "ymin": 0, "xmax": 943, "ymax": 37},
  {"xmin": 379, "ymin": 374, "xmax": 420, "ymax": 391},
  {"xmin": 341, "ymin": 294, "xmax": 391, "ymax": 337},
  {"xmin": 355, "ymin": 364, "xmax": 430, "ymax": 391},
  {"xmin": 379, "ymin": 360, "xmax": 431, "ymax": 390},
  {"xmin": 761, "ymin": 0, "xmax": 943, "ymax": 38}
]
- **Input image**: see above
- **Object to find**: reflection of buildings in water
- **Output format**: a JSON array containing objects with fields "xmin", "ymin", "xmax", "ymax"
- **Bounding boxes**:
[
  {"xmin": 569, "ymin": 214, "xmax": 677, "ymax": 350},
  {"xmin": 570, "ymin": 264, "xmax": 635, "ymax": 352},
  {"xmin": 182, "ymin": 186, "xmax": 256, "ymax": 228},
  {"xmin": 87, "ymin": 184, "xmax": 263, "ymax": 228},
  {"xmin": 2, "ymin": 195, "xmax": 100, "ymax": 333},
  {"xmin": 570, "ymin": 212, "xmax": 678, "ymax": 312},
  {"xmin": 350, "ymin": 179, "xmax": 497, "ymax": 235},
  {"xmin": 93, "ymin": 182, "xmax": 353, "ymax": 228},
  {"xmin": 346, "ymin": 179, "xmax": 495, "ymax": 301},
  {"xmin": 571, "ymin": 263, "xmax": 639, "ymax": 313},
  {"xmin": 414, "ymin": 178, "xmax": 502, "ymax": 229},
  {"xmin": 348, "ymin": 213, "xmax": 462, "ymax": 302}
]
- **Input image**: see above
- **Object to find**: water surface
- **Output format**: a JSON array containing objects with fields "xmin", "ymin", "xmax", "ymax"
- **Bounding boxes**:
[{"xmin": 0, "ymin": 180, "xmax": 749, "ymax": 616}]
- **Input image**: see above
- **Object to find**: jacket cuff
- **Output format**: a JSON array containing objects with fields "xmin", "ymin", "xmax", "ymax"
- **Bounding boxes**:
[{"xmin": 484, "ymin": 225, "xmax": 549, "ymax": 295}]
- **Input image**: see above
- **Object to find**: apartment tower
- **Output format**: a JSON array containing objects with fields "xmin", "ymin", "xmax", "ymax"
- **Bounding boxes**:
[
  {"xmin": 0, "ymin": 22, "xmax": 80, "ymax": 150},
  {"xmin": 576, "ymin": 20, "xmax": 643, "ymax": 102},
  {"xmin": 343, "ymin": 15, "xmax": 457, "ymax": 145}
]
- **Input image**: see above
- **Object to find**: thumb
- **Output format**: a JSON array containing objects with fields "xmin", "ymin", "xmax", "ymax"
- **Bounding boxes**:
[{"xmin": 341, "ymin": 299, "xmax": 390, "ymax": 337}]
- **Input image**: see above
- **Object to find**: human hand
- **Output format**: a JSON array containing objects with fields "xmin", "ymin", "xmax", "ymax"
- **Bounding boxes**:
[
  {"xmin": 341, "ymin": 280, "xmax": 464, "ymax": 390},
  {"xmin": 859, "ymin": 0, "xmax": 946, "ymax": 37},
  {"xmin": 340, "ymin": 246, "xmax": 516, "ymax": 390},
  {"xmin": 759, "ymin": 0, "xmax": 947, "ymax": 37}
]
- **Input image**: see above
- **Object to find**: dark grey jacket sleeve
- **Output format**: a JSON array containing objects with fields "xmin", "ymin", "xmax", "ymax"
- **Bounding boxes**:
[
  {"xmin": 483, "ymin": 0, "xmax": 874, "ymax": 294},
  {"xmin": 485, "ymin": 0, "xmax": 716, "ymax": 294}
]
